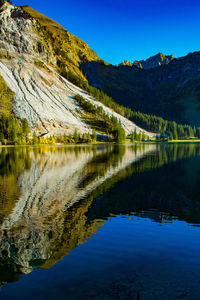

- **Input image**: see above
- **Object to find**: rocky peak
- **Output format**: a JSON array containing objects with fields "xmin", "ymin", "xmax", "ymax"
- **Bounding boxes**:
[
  {"xmin": 118, "ymin": 60, "xmax": 133, "ymax": 67},
  {"xmin": 133, "ymin": 52, "xmax": 175, "ymax": 69}
]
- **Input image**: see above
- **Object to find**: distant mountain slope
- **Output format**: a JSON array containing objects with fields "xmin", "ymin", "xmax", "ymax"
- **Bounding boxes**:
[
  {"xmin": 82, "ymin": 51, "xmax": 200, "ymax": 125},
  {"xmin": 0, "ymin": 2, "xmax": 151, "ymax": 137}
]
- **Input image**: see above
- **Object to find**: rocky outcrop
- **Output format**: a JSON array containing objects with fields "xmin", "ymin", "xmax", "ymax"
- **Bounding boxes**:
[{"xmin": 0, "ymin": 2, "xmax": 56, "ymax": 65}]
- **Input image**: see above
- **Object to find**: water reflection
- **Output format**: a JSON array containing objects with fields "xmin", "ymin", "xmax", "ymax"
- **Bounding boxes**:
[
  {"xmin": 0, "ymin": 144, "xmax": 155, "ymax": 284},
  {"xmin": 0, "ymin": 143, "xmax": 200, "ymax": 290}
]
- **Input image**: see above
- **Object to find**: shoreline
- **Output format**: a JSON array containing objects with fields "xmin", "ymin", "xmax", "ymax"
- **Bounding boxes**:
[{"xmin": 1, "ymin": 139, "xmax": 200, "ymax": 148}]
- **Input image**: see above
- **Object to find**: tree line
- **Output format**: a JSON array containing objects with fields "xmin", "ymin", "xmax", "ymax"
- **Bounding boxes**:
[
  {"xmin": 131, "ymin": 111, "xmax": 200, "ymax": 140},
  {"xmin": 32, "ymin": 129, "xmax": 97, "ymax": 145},
  {"xmin": 130, "ymin": 128, "xmax": 150, "ymax": 142},
  {"xmin": 0, "ymin": 113, "xmax": 99, "ymax": 145}
]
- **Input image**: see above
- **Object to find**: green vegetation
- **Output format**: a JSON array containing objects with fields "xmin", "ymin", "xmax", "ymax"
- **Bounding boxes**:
[
  {"xmin": 81, "ymin": 54, "xmax": 200, "ymax": 127},
  {"xmin": 60, "ymin": 70, "xmax": 133, "ymax": 119},
  {"xmin": 62, "ymin": 74, "xmax": 199, "ymax": 142},
  {"xmin": 21, "ymin": 5, "xmax": 101, "ymax": 82},
  {"xmin": 72, "ymin": 80, "xmax": 200, "ymax": 141},
  {"xmin": 130, "ymin": 128, "xmax": 150, "ymax": 142},
  {"xmin": 131, "ymin": 111, "xmax": 200, "ymax": 140},
  {"xmin": 0, "ymin": 146, "xmax": 31, "ymax": 227},
  {"xmin": 74, "ymin": 94, "xmax": 126, "ymax": 142},
  {"xmin": 0, "ymin": 115, "xmax": 30, "ymax": 145},
  {"xmin": 0, "ymin": 74, "xmax": 14, "ymax": 116},
  {"xmin": 0, "ymin": 75, "xmax": 30, "ymax": 145},
  {"xmin": 33, "ymin": 130, "xmax": 96, "ymax": 145}
]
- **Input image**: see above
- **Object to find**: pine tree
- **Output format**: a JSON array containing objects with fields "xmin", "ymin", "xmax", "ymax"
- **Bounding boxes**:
[
  {"xmin": 131, "ymin": 131, "xmax": 134, "ymax": 142},
  {"xmin": 133, "ymin": 128, "xmax": 137, "ymax": 140},
  {"xmin": 74, "ymin": 129, "xmax": 79, "ymax": 144},
  {"xmin": 115, "ymin": 126, "xmax": 125, "ymax": 142},
  {"xmin": 22, "ymin": 118, "xmax": 30, "ymax": 138},
  {"xmin": 33, "ymin": 132, "xmax": 38, "ymax": 144},
  {"xmin": 87, "ymin": 133, "xmax": 92, "ymax": 143},
  {"xmin": 92, "ymin": 129, "xmax": 97, "ymax": 142},
  {"xmin": 197, "ymin": 127, "xmax": 200, "ymax": 138}
]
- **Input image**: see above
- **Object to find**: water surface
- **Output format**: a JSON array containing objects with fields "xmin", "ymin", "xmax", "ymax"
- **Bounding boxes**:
[{"xmin": 0, "ymin": 143, "xmax": 200, "ymax": 299}]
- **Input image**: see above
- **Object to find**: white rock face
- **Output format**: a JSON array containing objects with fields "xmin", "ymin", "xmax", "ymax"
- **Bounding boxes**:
[
  {"xmin": 0, "ymin": 2, "xmax": 56, "ymax": 64},
  {"xmin": 0, "ymin": 2, "xmax": 154, "ymax": 137},
  {"xmin": 0, "ymin": 57, "xmax": 92, "ymax": 134}
]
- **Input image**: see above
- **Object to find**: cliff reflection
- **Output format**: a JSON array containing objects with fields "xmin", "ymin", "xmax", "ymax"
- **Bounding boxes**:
[
  {"xmin": 0, "ymin": 144, "xmax": 155, "ymax": 284},
  {"xmin": 0, "ymin": 143, "xmax": 200, "ymax": 286}
]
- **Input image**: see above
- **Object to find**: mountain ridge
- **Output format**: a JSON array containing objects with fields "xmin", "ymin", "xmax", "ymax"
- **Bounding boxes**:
[
  {"xmin": 119, "ymin": 53, "xmax": 175, "ymax": 69},
  {"xmin": 133, "ymin": 52, "xmax": 175, "ymax": 69}
]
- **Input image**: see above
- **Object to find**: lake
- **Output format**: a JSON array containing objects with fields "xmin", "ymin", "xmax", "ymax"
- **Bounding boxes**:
[{"xmin": 0, "ymin": 143, "xmax": 200, "ymax": 299}]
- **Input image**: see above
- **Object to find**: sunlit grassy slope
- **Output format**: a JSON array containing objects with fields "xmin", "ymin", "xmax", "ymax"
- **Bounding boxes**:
[
  {"xmin": 21, "ymin": 5, "xmax": 104, "ymax": 81},
  {"xmin": 0, "ymin": 74, "xmax": 14, "ymax": 116}
]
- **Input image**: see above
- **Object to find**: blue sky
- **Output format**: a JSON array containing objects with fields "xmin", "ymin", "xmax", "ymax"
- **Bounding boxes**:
[{"xmin": 14, "ymin": 0, "xmax": 200, "ymax": 64}]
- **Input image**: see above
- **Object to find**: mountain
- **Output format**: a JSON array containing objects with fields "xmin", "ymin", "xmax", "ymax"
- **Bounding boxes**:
[
  {"xmin": 82, "ymin": 51, "xmax": 200, "ymax": 125},
  {"xmin": 133, "ymin": 53, "xmax": 175, "ymax": 69},
  {"xmin": 0, "ymin": 0, "xmax": 200, "ymax": 135},
  {"xmin": 0, "ymin": 2, "xmax": 151, "ymax": 137},
  {"xmin": 0, "ymin": 145, "xmax": 155, "ymax": 283},
  {"xmin": 119, "ymin": 53, "xmax": 174, "ymax": 69}
]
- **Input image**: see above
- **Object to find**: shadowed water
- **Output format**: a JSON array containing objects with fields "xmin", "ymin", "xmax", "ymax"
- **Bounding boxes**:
[{"xmin": 0, "ymin": 143, "xmax": 200, "ymax": 299}]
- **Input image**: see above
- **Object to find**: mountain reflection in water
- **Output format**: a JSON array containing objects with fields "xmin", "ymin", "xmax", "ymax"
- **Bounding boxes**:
[
  {"xmin": 0, "ymin": 145, "xmax": 155, "ymax": 280},
  {"xmin": 0, "ymin": 143, "xmax": 200, "ymax": 299}
]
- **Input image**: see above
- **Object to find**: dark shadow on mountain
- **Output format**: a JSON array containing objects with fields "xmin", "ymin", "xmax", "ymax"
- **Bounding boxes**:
[{"xmin": 81, "ymin": 54, "xmax": 200, "ymax": 125}]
